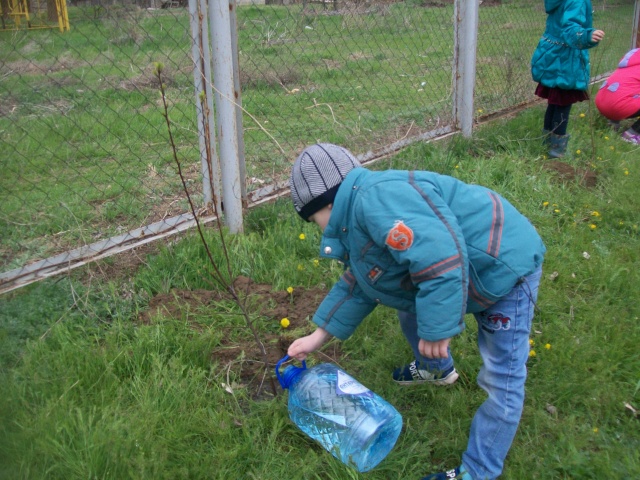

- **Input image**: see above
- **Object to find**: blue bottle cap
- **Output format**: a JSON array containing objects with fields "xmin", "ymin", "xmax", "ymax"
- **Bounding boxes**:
[{"xmin": 275, "ymin": 355, "xmax": 307, "ymax": 389}]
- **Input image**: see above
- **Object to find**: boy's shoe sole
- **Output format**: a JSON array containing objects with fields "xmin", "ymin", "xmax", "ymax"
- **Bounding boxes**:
[{"xmin": 392, "ymin": 361, "xmax": 459, "ymax": 386}]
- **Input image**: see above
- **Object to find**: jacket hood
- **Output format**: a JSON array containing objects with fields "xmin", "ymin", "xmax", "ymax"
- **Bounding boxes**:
[
  {"xmin": 544, "ymin": 0, "xmax": 564, "ymax": 13},
  {"xmin": 619, "ymin": 49, "xmax": 640, "ymax": 68}
]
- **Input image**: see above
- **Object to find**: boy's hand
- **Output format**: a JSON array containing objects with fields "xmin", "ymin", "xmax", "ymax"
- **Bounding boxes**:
[
  {"xmin": 419, "ymin": 338, "xmax": 451, "ymax": 359},
  {"xmin": 591, "ymin": 30, "xmax": 605, "ymax": 43},
  {"xmin": 287, "ymin": 328, "xmax": 331, "ymax": 361}
]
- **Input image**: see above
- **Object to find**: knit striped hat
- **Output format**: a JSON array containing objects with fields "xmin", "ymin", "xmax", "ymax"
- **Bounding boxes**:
[{"xmin": 290, "ymin": 143, "xmax": 361, "ymax": 222}]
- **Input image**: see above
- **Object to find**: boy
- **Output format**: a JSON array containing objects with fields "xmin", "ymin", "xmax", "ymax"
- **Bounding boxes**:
[{"xmin": 287, "ymin": 143, "xmax": 545, "ymax": 480}]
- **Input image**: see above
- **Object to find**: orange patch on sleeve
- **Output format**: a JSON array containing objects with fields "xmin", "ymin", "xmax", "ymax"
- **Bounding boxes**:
[{"xmin": 385, "ymin": 220, "xmax": 414, "ymax": 251}]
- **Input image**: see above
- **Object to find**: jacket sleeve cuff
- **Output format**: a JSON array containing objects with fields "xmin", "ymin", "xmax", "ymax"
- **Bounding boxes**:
[{"xmin": 312, "ymin": 275, "xmax": 377, "ymax": 340}]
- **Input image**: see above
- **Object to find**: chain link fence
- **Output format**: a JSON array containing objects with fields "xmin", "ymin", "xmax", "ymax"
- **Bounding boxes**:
[{"xmin": 1, "ymin": 0, "xmax": 637, "ymax": 292}]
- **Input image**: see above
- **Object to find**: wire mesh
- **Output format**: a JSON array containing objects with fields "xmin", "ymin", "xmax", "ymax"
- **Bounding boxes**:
[{"xmin": 0, "ymin": 0, "xmax": 637, "ymax": 292}]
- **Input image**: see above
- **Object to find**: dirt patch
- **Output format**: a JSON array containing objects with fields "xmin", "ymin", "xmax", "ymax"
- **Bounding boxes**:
[
  {"xmin": 543, "ymin": 160, "xmax": 598, "ymax": 188},
  {"xmin": 139, "ymin": 276, "xmax": 337, "ymax": 398}
]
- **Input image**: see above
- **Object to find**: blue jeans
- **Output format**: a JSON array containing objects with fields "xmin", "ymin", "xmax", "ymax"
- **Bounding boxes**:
[{"xmin": 399, "ymin": 267, "xmax": 542, "ymax": 480}]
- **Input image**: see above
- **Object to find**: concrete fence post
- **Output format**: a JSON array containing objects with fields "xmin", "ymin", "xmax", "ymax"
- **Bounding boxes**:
[
  {"xmin": 209, "ymin": 0, "xmax": 244, "ymax": 233},
  {"xmin": 453, "ymin": 0, "xmax": 480, "ymax": 138}
]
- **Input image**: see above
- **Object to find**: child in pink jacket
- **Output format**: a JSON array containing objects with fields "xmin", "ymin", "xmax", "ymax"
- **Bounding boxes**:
[{"xmin": 595, "ymin": 48, "xmax": 640, "ymax": 145}]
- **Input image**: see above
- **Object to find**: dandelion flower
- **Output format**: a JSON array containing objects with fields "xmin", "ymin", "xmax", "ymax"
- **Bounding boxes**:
[
  {"xmin": 604, "ymin": 136, "xmax": 609, "ymax": 140},
  {"xmin": 610, "ymin": 146, "xmax": 615, "ymax": 151},
  {"xmin": 477, "ymin": 108, "xmax": 484, "ymax": 113},
  {"xmin": 313, "ymin": 259, "xmax": 320, "ymax": 267},
  {"xmin": 529, "ymin": 339, "xmax": 535, "ymax": 346},
  {"xmin": 593, "ymin": 427, "xmax": 599, "ymax": 433},
  {"xmin": 529, "ymin": 350, "xmax": 536, "ymax": 357},
  {"xmin": 554, "ymin": 209, "xmax": 560, "ymax": 214},
  {"xmin": 591, "ymin": 211, "xmax": 600, "ymax": 217},
  {"xmin": 287, "ymin": 286, "xmax": 294, "ymax": 294},
  {"xmin": 297, "ymin": 264, "xmax": 304, "ymax": 271},
  {"xmin": 455, "ymin": 164, "xmax": 460, "ymax": 169},
  {"xmin": 543, "ymin": 201, "xmax": 549, "ymax": 207},
  {"xmin": 590, "ymin": 224, "xmax": 597, "ymax": 230},
  {"xmin": 280, "ymin": 318, "xmax": 290, "ymax": 328},
  {"xmin": 576, "ymin": 149, "xmax": 581, "ymax": 155},
  {"xmin": 624, "ymin": 170, "xmax": 629, "ymax": 175},
  {"xmin": 545, "ymin": 343, "xmax": 551, "ymax": 350},
  {"xmin": 579, "ymin": 113, "xmax": 586, "ymax": 118},
  {"xmin": 299, "ymin": 233, "xmax": 306, "ymax": 240}
]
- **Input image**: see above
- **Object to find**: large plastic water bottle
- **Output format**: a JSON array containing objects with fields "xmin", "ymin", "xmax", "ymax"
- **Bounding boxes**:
[{"xmin": 275, "ymin": 355, "xmax": 403, "ymax": 472}]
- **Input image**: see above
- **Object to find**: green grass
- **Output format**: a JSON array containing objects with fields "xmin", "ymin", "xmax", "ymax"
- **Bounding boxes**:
[
  {"xmin": 1, "ymin": 1, "xmax": 635, "ymax": 269},
  {"xmin": 1, "ymin": 104, "xmax": 639, "ymax": 478}
]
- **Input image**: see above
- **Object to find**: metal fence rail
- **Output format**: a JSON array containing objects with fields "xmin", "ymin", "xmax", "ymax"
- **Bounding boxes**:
[{"xmin": 1, "ymin": 0, "xmax": 637, "ymax": 293}]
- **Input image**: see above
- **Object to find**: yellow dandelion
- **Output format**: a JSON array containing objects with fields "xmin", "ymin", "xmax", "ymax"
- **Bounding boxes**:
[
  {"xmin": 593, "ymin": 427, "xmax": 599, "ymax": 433},
  {"xmin": 297, "ymin": 264, "xmax": 304, "ymax": 271},
  {"xmin": 313, "ymin": 259, "xmax": 320, "ymax": 267},
  {"xmin": 543, "ymin": 201, "xmax": 549, "ymax": 207},
  {"xmin": 299, "ymin": 233, "xmax": 306, "ymax": 240},
  {"xmin": 545, "ymin": 343, "xmax": 551, "ymax": 350},
  {"xmin": 597, "ymin": 156, "xmax": 602, "ymax": 161},
  {"xmin": 591, "ymin": 211, "xmax": 600, "ymax": 217},
  {"xmin": 280, "ymin": 318, "xmax": 290, "ymax": 328},
  {"xmin": 286, "ymin": 286, "xmax": 294, "ymax": 294},
  {"xmin": 579, "ymin": 113, "xmax": 586, "ymax": 118},
  {"xmin": 624, "ymin": 170, "xmax": 629, "ymax": 175},
  {"xmin": 455, "ymin": 164, "xmax": 460, "ymax": 169},
  {"xmin": 610, "ymin": 146, "xmax": 615, "ymax": 151},
  {"xmin": 619, "ymin": 221, "xmax": 624, "ymax": 226},
  {"xmin": 529, "ymin": 339, "xmax": 535, "ymax": 346},
  {"xmin": 477, "ymin": 108, "xmax": 484, "ymax": 113},
  {"xmin": 590, "ymin": 224, "xmax": 597, "ymax": 230},
  {"xmin": 554, "ymin": 209, "xmax": 560, "ymax": 214},
  {"xmin": 576, "ymin": 149, "xmax": 581, "ymax": 155},
  {"xmin": 529, "ymin": 350, "xmax": 536, "ymax": 357},
  {"xmin": 604, "ymin": 136, "xmax": 609, "ymax": 140}
]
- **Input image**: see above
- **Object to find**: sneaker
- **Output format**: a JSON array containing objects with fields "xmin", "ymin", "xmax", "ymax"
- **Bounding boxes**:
[
  {"xmin": 621, "ymin": 129, "xmax": 640, "ymax": 145},
  {"xmin": 421, "ymin": 466, "xmax": 472, "ymax": 480},
  {"xmin": 392, "ymin": 360, "xmax": 459, "ymax": 386}
]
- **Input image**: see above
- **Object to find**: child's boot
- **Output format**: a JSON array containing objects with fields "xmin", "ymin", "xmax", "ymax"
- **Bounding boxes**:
[
  {"xmin": 548, "ymin": 133, "xmax": 569, "ymax": 158},
  {"xmin": 621, "ymin": 129, "xmax": 640, "ymax": 145},
  {"xmin": 608, "ymin": 120, "xmax": 622, "ymax": 132}
]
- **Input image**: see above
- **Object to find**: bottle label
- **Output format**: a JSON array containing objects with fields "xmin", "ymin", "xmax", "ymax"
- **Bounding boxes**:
[{"xmin": 336, "ymin": 370, "xmax": 373, "ymax": 397}]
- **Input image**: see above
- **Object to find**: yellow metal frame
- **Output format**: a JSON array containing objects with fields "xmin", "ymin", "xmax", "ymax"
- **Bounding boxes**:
[{"xmin": 0, "ymin": 0, "xmax": 69, "ymax": 32}]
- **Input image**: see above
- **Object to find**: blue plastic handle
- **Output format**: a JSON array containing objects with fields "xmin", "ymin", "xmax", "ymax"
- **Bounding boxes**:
[{"xmin": 275, "ymin": 354, "xmax": 307, "ymax": 389}]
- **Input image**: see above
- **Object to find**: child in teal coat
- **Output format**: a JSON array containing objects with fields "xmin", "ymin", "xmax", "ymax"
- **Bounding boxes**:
[
  {"xmin": 531, "ymin": 0, "xmax": 604, "ymax": 158},
  {"xmin": 287, "ymin": 144, "xmax": 545, "ymax": 480}
]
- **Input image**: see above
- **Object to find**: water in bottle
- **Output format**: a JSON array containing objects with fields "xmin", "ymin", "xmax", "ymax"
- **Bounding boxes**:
[{"xmin": 276, "ymin": 355, "xmax": 403, "ymax": 472}]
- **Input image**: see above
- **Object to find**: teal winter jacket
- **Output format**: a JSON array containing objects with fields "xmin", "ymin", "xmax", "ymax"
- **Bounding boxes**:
[
  {"xmin": 312, "ymin": 168, "xmax": 546, "ymax": 343},
  {"xmin": 531, "ymin": 0, "xmax": 598, "ymax": 91}
]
